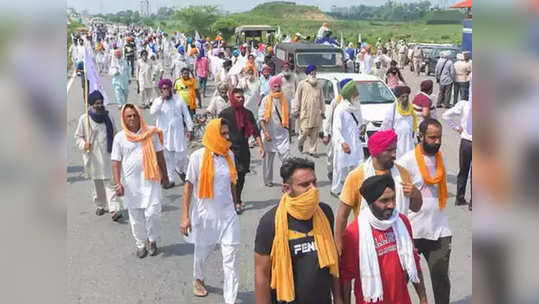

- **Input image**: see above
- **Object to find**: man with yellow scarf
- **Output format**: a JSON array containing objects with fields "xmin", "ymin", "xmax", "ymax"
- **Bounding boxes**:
[
  {"xmin": 396, "ymin": 118, "xmax": 451, "ymax": 304},
  {"xmin": 255, "ymin": 158, "xmax": 341, "ymax": 304},
  {"xmin": 174, "ymin": 67, "xmax": 202, "ymax": 116},
  {"xmin": 381, "ymin": 85, "xmax": 417, "ymax": 159},
  {"xmin": 180, "ymin": 118, "xmax": 240, "ymax": 304}
]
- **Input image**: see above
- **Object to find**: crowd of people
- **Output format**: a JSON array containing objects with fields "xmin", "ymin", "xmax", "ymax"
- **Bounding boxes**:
[{"xmin": 72, "ymin": 22, "xmax": 472, "ymax": 304}]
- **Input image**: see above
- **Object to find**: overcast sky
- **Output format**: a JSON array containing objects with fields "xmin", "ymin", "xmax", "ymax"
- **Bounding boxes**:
[{"xmin": 67, "ymin": 0, "xmax": 452, "ymax": 15}]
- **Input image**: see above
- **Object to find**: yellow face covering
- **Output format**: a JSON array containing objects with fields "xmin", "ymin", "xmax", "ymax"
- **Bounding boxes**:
[
  {"xmin": 395, "ymin": 98, "xmax": 418, "ymax": 131},
  {"xmin": 270, "ymin": 187, "xmax": 339, "ymax": 302}
]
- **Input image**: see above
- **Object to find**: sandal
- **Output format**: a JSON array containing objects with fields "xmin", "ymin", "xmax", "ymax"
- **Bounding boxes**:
[
  {"xmin": 193, "ymin": 280, "xmax": 208, "ymax": 297},
  {"xmin": 235, "ymin": 203, "xmax": 243, "ymax": 215}
]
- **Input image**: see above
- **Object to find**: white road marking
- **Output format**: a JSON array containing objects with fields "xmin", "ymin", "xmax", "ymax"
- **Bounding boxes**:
[{"xmin": 67, "ymin": 69, "xmax": 76, "ymax": 94}]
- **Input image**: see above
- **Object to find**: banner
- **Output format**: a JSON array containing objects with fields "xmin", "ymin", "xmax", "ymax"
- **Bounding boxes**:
[{"xmin": 84, "ymin": 47, "xmax": 110, "ymax": 105}]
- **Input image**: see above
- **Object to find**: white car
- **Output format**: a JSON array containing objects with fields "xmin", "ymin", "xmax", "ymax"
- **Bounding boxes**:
[{"xmin": 317, "ymin": 72, "xmax": 396, "ymax": 153}]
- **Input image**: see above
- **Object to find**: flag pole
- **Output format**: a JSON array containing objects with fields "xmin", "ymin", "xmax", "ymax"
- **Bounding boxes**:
[{"xmin": 84, "ymin": 74, "xmax": 90, "ymax": 153}]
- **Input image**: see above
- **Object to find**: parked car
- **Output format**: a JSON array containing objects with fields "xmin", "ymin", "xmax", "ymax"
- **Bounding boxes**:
[
  {"xmin": 234, "ymin": 25, "xmax": 277, "ymax": 46},
  {"xmin": 317, "ymin": 72, "xmax": 396, "ymax": 156},
  {"xmin": 272, "ymin": 42, "xmax": 345, "ymax": 79},
  {"xmin": 422, "ymin": 45, "xmax": 459, "ymax": 76}
]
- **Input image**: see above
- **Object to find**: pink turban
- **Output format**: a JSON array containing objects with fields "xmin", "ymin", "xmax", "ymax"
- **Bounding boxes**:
[
  {"xmin": 368, "ymin": 130, "xmax": 398, "ymax": 157},
  {"xmin": 269, "ymin": 75, "xmax": 282, "ymax": 87},
  {"xmin": 158, "ymin": 78, "xmax": 173, "ymax": 89},
  {"xmin": 262, "ymin": 64, "xmax": 272, "ymax": 72}
]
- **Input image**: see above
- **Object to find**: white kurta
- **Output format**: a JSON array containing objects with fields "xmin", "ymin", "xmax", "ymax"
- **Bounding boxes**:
[
  {"xmin": 238, "ymin": 77, "xmax": 260, "ymax": 116},
  {"xmin": 74, "ymin": 114, "xmax": 116, "ymax": 180},
  {"xmin": 381, "ymin": 105, "xmax": 415, "ymax": 159},
  {"xmin": 171, "ymin": 55, "xmax": 187, "ymax": 81},
  {"xmin": 110, "ymin": 131, "xmax": 163, "ymax": 209},
  {"xmin": 397, "ymin": 151, "xmax": 452, "ymax": 240},
  {"xmin": 207, "ymin": 95, "xmax": 229, "ymax": 117},
  {"xmin": 332, "ymin": 102, "xmax": 364, "ymax": 174},
  {"xmin": 258, "ymin": 95, "xmax": 290, "ymax": 155},
  {"xmin": 150, "ymin": 95, "xmax": 193, "ymax": 153},
  {"xmin": 137, "ymin": 59, "xmax": 155, "ymax": 89},
  {"xmin": 185, "ymin": 148, "xmax": 240, "ymax": 246}
]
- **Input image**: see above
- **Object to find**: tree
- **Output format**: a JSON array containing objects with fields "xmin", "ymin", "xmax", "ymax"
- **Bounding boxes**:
[
  {"xmin": 174, "ymin": 5, "xmax": 222, "ymax": 35},
  {"xmin": 212, "ymin": 17, "xmax": 239, "ymax": 41}
]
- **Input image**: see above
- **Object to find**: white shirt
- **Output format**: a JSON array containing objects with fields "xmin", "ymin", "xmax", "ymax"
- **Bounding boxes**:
[
  {"xmin": 332, "ymin": 101, "xmax": 364, "ymax": 169},
  {"xmin": 442, "ymin": 100, "xmax": 472, "ymax": 141},
  {"xmin": 207, "ymin": 95, "xmax": 229, "ymax": 117},
  {"xmin": 397, "ymin": 150, "xmax": 452, "ymax": 240},
  {"xmin": 258, "ymin": 95, "xmax": 290, "ymax": 155},
  {"xmin": 381, "ymin": 104, "xmax": 416, "ymax": 159},
  {"xmin": 137, "ymin": 59, "xmax": 155, "ymax": 89},
  {"xmin": 150, "ymin": 95, "xmax": 193, "ymax": 152},
  {"xmin": 185, "ymin": 148, "xmax": 240, "ymax": 246},
  {"xmin": 110, "ymin": 130, "xmax": 163, "ymax": 209},
  {"xmin": 74, "ymin": 114, "xmax": 116, "ymax": 180},
  {"xmin": 238, "ymin": 77, "xmax": 261, "ymax": 117}
]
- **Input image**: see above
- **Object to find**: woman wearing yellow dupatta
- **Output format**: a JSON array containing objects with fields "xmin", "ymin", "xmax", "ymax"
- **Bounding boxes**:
[
  {"xmin": 180, "ymin": 118, "xmax": 241, "ymax": 304},
  {"xmin": 381, "ymin": 85, "xmax": 417, "ymax": 159}
]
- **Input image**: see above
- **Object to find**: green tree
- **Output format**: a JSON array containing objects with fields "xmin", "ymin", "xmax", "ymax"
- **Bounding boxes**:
[
  {"xmin": 212, "ymin": 17, "xmax": 239, "ymax": 41},
  {"xmin": 174, "ymin": 5, "xmax": 221, "ymax": 35}
]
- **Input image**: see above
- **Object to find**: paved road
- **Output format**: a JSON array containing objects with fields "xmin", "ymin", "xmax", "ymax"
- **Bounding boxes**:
[{"xmin": 67, "ymin": 60, "xmax": 471, "ymax": 304}]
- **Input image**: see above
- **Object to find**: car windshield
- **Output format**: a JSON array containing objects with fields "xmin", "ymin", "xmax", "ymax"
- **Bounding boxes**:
[
  {"xmin": 296, "ymin": 52, "xmax": 343, "ymax": 67},
  {"xmin": 422, "ymin": 48, "xmax": 434, "ymax": 56},
  {"xmin": 355, "ymin": 81, "xmax": 394, "ymax": 104}
]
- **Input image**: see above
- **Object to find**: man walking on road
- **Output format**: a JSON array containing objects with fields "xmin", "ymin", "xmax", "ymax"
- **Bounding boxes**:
[
  {"xmin": 294, "ymin": 64, "xmax": 325, "ymax": 157},
  {"xmin": 174, "ymin": 68, "xmax": 201, "ymax": 116},
  {"xmin": 397, "ymin": 118, "xmax": 452, "ymax": 304},
  {"xmin": 111, "ymin": 104, "xmax": 169, "ymax": 258},
  {"xmin": 180, "ymin": 118, "xmax": 240, "ymax": 304},
  {"xmin": 340, "ymin": 174, "xmax": 428, "ymax": 304},
  {"xmin": 259, "ymin": 75, "xmax": 291, "ymax": 187},
  {"xmin": 109, "ymin": 49, "xmax": 130, "ymax": 107},
  {"xmin": 74, "ymin": 90, "xmax": 122, "ymax": 221},
  {"xmin": 219, "ymin": 88, "xmax": 265, "ymax": 213},
  {"xmin": 255, "ymin": 158, "xmax": 341, "ymax": 304},
  {"xmin": 435, "ymin": 51, "xmax": 456, "ymax": 108},
  {"xmin": 150, "ymin": 78, "xmax": 193, "ymax": 188},
  {"xmin": 335, "ymin": 130, "xmax": 422, "ymax": 255},
  {"xmin": 137, "ymin": 50, "xmax": 156, "ymax": 109}
]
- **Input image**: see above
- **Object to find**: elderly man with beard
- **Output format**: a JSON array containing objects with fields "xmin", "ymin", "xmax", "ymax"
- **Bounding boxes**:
[
  {"xmin": 293, "ymin": 64, "xmax": 325, "ymax": 157},
  {"xmin": 75, "ymin": 90, "xmax": 122, "ymax": 221},
  {"xmin": 397, "ymin": 118, "xmax": 452, "ymax": 304},
  {"xmin": 112, "ymin": 104, "xmax": 169, "ymax": 258},
  {"xmin": 150, "ymin": 78, "xmax": 193, "ymax": 187},
  {"xmin": 278, "ymin": 61, "xmax": 298, "ymax": 136},
  {"xmin": 237, "ymin": 64, "xmax": 261, "ymax": 119},
  {"xmin": 331, "ymin": 80, "xmax": 366, "ymax": 197},
  {"xmin": 255, "ymin": 158, "xmax": 341, "ymax": 304},
  {"xmin": 340, "ymin": 174, "xmax": 428, "ymax": 304},
  {"xmin": 259, "ymin": 75, "xmax": 291, "ymax": 187},
  {"xmin": 219, "ymin": 88, "xmax": 265, "ymax": 213},
  {"xmin": 207, "ymin": 81, "xmax": 230, "ymax": 118},
  {"xmin": 335, "ymin": 130, "xmax": 422, "ymax": 256},
  {"xmin": 381, "ymin": 85, "xmax": 417, "ymax": 159},
  {"xmin": 259, "ymin": 64, "xmax": 272, "ymax": 103}
]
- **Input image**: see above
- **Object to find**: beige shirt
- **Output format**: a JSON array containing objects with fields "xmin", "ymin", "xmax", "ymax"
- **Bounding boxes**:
[
  {"xmin": 293, "ymin": 80, "xmax": 324, "ymax": 130},
  {"xmin": 454, "ymin": 60, "xmax": 472, "ymax": 83}
]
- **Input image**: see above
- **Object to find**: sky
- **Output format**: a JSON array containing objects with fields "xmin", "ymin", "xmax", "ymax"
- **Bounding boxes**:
[{"xmin": 66, "ymin": 0, "xmax": 455, "ymax": 15}]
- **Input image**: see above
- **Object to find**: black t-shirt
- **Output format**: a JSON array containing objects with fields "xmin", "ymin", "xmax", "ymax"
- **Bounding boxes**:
[{"xmin": 255, "ymin": 202, "xmax": 335, "ymax": 304}]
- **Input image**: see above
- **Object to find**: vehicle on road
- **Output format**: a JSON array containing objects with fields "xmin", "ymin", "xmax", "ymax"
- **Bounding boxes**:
[
  {"xmin": 317, "ymin": 72, "xmax": 396, "ymax": 156},
  {"xmin": 418, "ymin": 44, "xmax": 460, "ymax": 75},
  {"xmin": 234, "ymin": 25, "xmax": 277, "ymax": 46},
  {"xmin": 273, "ymin": 42, "xmax": 345, "ymax": 79}
]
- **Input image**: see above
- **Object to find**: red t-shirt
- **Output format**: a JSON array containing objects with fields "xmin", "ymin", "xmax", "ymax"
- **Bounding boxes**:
[
  {"xmin": 412, "ymin": 93, "xmax": 434, "ymax": 117},
  {"xmin": 340, "ymin": 214, "xmax": 422, "ymax": 304}
]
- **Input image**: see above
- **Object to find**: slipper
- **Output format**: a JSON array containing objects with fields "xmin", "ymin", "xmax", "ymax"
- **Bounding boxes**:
[
  {"xmin": 193, "ymin": 281, "xmax": 208, "ymax": 297},
  {"xmin": 235, "ymin": 203, "xmax": 243, "ymax": 215}
]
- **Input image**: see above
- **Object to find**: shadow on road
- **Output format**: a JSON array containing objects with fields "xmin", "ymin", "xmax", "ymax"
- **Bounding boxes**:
[
  {"xmin": 243, "ymin": 199, "xmax": 278, "ymax": 213},
  {"xmin": 160, "ymin": 242, "xmax": 194, "ymax": 257},
  {"xmin": 67, "ymin": 165, "xmax": 84, "ymax": 173},
  {"xmin": 451, "ymin": 295, "xmax": 472, "ymax": 304},
  {"xmin": 204, "ymin": 285, "xmax": 255, "ymax": 303}
]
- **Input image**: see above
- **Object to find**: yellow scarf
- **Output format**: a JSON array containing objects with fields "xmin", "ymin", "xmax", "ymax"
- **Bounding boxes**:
[
  {"xmin": 414, "ymin": 144, "xmax": 448, "ymax": 209},
  {"xmin": 198, "ymin": 119, "xmax": 238, "ymax": 199},
  {"xmin": 270, "ymin": 187, "xmax": 339, "ymax": 302},
  {"xmin": 396, "ymin": 99, "xmax": 417, "ymax": 131},
  {"xmin": 264, "ymin": 91, "xmax": 289, "ymax": 128},
  {"xmin": 177, "ymin": 77, "xmax": 197, "ymax": 110},
  {"xmin": 121, "ymin": 105, "xmax": 164, "ymax": 182},
  {"xmin": 336, "ymin": 94, "xmax": 342, "ymax": 104}
]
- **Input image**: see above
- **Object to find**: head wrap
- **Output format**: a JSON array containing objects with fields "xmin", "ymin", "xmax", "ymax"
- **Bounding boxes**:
[
  {"xmin": 158, "ymin": 78, "xmax": 172, "ymax": 89},
  {"xmin": 262, "ymin": 64, "xmax": 272, "ymax": 73},
  {"xmin": 229, "ymin": 90, "xmax": 256, "ymax": 139},
  {"xmin": 269, "ymin": 75, "xmax": 282, "ymax": 88},
  {"xmin": 368, "ymin": 130, "xmax": 398, "ymax": 157},
  {"xmin": 114, "ymin": 49, "xmax": 122, "ymax": 57},
  {"xmin": 360, "ymin": 174, "xmax": 395, "ymax": 205},
  {"xmin": 305, "ymin": 64, "xmax": 317, "ymax": 75},
  {"xmin": 339, "ymin": 78, "xmax": 353, "ymax": 90},
  {"xmin": 267, "ymin": 46, "xmax": 273, "ymax": 53},
  {"xmin": 198, "ymin": 118, "xmax": 238, "ymax": 199},
  {"xmin": 120, "ymin": 105, "xmax": 164, "ymax": 182},
  {"xmin": 177, "ymin": 45, "xmax": 185, "ymax": 54},
  {"xmin": 271, "ymin": 187, "xmax": 339, "ymax": 302},
  {"xmin": 239, "ymin": 45, "xmax": 246, "ymax": 52},
  {"xmin": 281, "ymin": 61, "xmax": 290, "ymax": 69},
  {"xmin": 420, "ymin": 80, "xmax": 433, "ymax": 92},
  {"xmin": 216, "ymin": 81, "xmax": 228, "ymax": 92},
  {"xmin": 322, "ymin": 22, "xmax": 329, "ymax": 27},
  {"xmin": 243, "ymin": 63, "xmax": 258, "ymax": 76},
  {"xmin": 232, "ymin": 49, "xmax": 240, "ymax": 57},
  {"xmin": 88, "ymin": 90, "xmax": 104, "ymax": 106},
  {"xmin": 197, "ymin": 47, "xmax": 205, "ymax": 59},
  {"xmin": 394, "ymin": 85, "xmax": 411, "ymax": 97},
  {"xmin": 340, "ymin": 80, "xmax": 357, "ymax": 100},
  {"xmin": 456, "ymin": 53, "xmax": 464, "ymax": 61}
]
